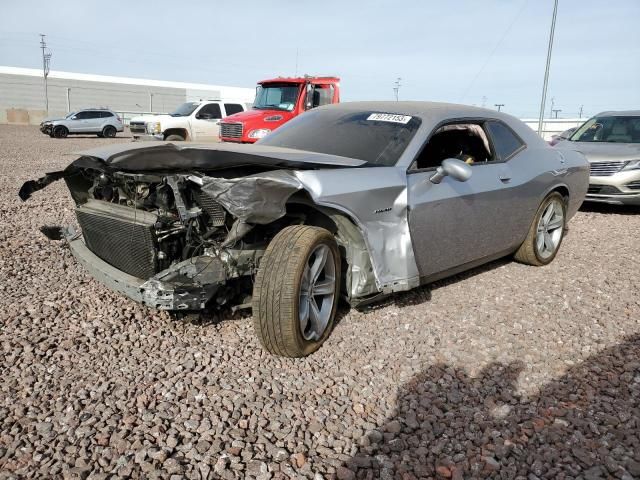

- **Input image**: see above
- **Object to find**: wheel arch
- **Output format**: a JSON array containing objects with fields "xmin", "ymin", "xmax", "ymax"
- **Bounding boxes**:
[
  {"xmin": 163, "ymin": 128, "xmax": 189, "ymax": 140},
  {"xmin": 285, "ymin": 193, "xmax": 379, "ymax": 302}
]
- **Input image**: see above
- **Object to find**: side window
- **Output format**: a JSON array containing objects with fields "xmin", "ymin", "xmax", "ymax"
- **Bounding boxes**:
[
  {"xmin": 485, "ymin": 121, "xmax": 525, "ymax": 161},
  {"xmin": 197, "ymin": 103, "xmax": 222, "ymax": 119},
  {"xmin": 224, "ymin": 103, "xmax": 244, "ymax": 116},
  {"xmin": 100, "ymin": 111, "xmax": 114, "ymax": 118},
  {"xmin": 85, "ymin": 111, "xmax": 102, "ymax": 119},
  {"xmin": 412, "ymin": 122, "xmax": 494, "ymax": 170},
  {"xmin": 74, "ymin": 111, "xmax": 89, "ymax": 119},
  {"xmin": 312, "ymin": 85, "xmax": 334, "ymax": 108}
]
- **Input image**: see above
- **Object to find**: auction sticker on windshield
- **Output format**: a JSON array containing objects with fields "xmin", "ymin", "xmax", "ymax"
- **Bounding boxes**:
[{"xmin": 367, "ymin": 113, "xmax": 412, "ymax": 124}]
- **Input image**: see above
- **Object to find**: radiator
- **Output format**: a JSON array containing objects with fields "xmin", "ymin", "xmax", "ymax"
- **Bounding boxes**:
[{"xmin": 76, "ymin": 200, "xmax": 159, "ymax": 279}]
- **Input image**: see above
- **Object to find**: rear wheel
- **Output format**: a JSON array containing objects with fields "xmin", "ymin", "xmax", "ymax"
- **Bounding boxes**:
[
  {"xmin": 53, "ymin": 126, "xmax": 68, "ymax": 138},
  {"xmin": 102, "ymin": 125, "xmax": 117, "ymax": 138},
  {"xmin": 252, "ymin": 226, "xmax": 340, "ymax": 357},
  {"xmin": 514, "ymin": 192, "xmax": 566, "ymax": 266}
]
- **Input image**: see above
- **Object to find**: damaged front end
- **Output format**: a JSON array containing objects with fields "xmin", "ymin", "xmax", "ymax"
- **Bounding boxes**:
[{"xmin": 21, "ymin": 155, "xmax": 307, "ymax": 311}]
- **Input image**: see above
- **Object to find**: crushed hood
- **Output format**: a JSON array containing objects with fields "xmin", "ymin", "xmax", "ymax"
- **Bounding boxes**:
[{"xmin": 71, "ymin": 142, "xmax": 366, "ymax": 172}]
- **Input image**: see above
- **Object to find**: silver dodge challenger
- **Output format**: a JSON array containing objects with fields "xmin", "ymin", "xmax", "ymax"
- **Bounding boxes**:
[{"xmin": 20, "ymin": 102, "xmax": 589, "ymax": 357}]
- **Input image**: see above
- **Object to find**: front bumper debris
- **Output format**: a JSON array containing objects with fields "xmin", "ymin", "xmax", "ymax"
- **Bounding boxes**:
[{"xmin": 64, "ymin": 227, "xmax": 227, "ymax": 310}]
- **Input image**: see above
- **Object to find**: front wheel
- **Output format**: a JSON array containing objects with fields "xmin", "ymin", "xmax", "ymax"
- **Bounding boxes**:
[
  {"xmin": 165, "ymin": 134, "xmax": 185, "ymax": 141},
  {"xmin": 53, "ymin": 126, "xmax": 68, "ymax": 138},
  {"xmin": 514, "ymin": 192, "xmax": 566, "ymax": 266},
  {"xmin": 252, "ymin": 226, "xmax": 340, "ymax": 357}
]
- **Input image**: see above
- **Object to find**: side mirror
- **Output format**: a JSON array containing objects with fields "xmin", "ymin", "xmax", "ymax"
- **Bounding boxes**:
[
  {"xmin": 429, "ymin": 158, "xmax": 472, "ymax": 184},
  {"xmin": 305, "ymin": 85, "xmax": 314, "ymax": 110},
  {"xmin": 71, "ymin": 116, "xmax": 77, "ymax": 120}
]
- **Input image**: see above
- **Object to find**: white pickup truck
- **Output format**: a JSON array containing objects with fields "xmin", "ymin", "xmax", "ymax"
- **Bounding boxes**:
[{"xmin": 129, "ymin": 100, "xmax": 249, "ymax": 141}]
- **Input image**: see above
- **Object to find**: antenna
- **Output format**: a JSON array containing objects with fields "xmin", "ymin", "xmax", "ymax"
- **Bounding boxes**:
[
  {"xmin": 40, "ymin": 34, "xmax": 52, "ymax": 114},
  {"xmin": 393, "ymin": 77, "xmax": 402, "ymax": 101}
]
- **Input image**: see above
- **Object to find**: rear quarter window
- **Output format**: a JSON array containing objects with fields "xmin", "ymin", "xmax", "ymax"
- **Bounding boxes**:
[{"xmin": 485, "ymin": 121, "xmax": 525, "ymax": 161}]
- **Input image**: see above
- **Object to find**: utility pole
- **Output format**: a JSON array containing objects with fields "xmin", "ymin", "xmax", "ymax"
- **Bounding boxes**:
[
  {"xmin": 481, "ymin": 96, "xmax": 487, "ymax": 108},
  {"xmin": 494, "ymin": 103, "xmax": 505, "ymax": 112},
  {"xmin": 579, "ymin": 105, "xmax": 584, "ymax": 118},
  {"xmin": 393, "ymin": 77, "xmax": 402, "ymax": 101},
  {"xmin": 39, "ymin": 34, "xmax": 52, "ymax": 114},
  {"xmin": 552, "ymin": 108, "xmax": 561, "ymax": 118},
  {"xmin": 537, "ymin": 0, "xmax": 559, "ymax": 135},
  {"xmin": 549, "ymin": 97, "xmax": 555, "ymax": 118},
  {"xmin": 294, "ymin": 48, "xmax": 299, "ymax": 76}
]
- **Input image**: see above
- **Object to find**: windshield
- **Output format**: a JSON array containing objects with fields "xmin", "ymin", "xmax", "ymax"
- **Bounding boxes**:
[
  {"xmin": 258, "ymin": 109, "xmax": 422, "ymax": 166},
  {"xmin": 170, "ymin": 102, "xmax": 199, "ymax": 117},
  {"xmin": 253, "ymin": 84, "xmax": 300, "ymax": 111},
  {"xmin": 570, "ymin": 115, "xmax": 640, "ymax": 143}
]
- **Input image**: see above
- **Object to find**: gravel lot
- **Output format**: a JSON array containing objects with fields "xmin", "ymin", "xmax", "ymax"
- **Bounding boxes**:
[{"xmin": 1, "ymin": 124, "xmax": 639, "ymax": 479}]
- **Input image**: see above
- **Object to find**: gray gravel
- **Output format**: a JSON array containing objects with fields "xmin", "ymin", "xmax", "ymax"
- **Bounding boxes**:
[{"xmin": 1, "ymin": 124, "xmax": 639, "ymax": 479}]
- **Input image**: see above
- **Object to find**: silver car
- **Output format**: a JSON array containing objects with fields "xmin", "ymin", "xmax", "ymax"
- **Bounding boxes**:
[
  {"xmin": 556, "ymin": 111, "xmax": 640, "ymax": 205},
  {"xmin": 21, "ymin": 102, "xmax": 588, "ymax": 357},
  {"xmin": 40, "ymin": 108, "xmax": 124, "ymax": 139}
]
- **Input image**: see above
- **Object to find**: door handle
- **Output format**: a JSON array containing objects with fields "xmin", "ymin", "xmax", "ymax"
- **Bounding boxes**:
[{"xmin": 499, "ymin": 175, "xmax": 511, "ymax": 183}]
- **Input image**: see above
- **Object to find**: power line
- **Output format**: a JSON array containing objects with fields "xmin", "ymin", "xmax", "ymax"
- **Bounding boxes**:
[{"xmin": 459, "ymin": 0, "xmax": 529, "ymax": 102}]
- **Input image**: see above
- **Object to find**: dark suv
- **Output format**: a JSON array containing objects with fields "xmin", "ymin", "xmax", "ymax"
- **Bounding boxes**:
[{"xmin": 40, "ymin": 108, "xmax": 124, "ymax": 138}]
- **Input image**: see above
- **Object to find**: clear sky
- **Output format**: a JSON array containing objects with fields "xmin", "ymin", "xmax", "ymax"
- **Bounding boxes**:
[{"xmin": 1, "ymin": 0, "xmax": 638, "ymax": 118}]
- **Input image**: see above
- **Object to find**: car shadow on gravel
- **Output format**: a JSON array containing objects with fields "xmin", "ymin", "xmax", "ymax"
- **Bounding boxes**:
[{"xmin": 342, "ymin": 334, "xmax": 640, "ymax": 479}]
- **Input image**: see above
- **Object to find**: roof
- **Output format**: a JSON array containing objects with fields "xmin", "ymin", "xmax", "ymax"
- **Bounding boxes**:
[
  {"xmin": 595, "ymin": 110, "xmax": 640, "ymax": 117},
  {"xmin": 316, "ymin": 101, "xmax": 547, "ymax": 147},
  {"xmin": 319, "ymin": 100, "xmax": 509, "ymax": 119},
  {"xmin": 0, "ymin": 65, "xmax": 254, "ymax": 94},
  {"xmin": 259, "ymin": 76, "xmax": 340, "ymax": 85}
]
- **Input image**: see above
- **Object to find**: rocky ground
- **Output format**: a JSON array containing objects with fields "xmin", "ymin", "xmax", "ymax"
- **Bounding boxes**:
[{"xmin": 0, "ymin": 124, "xmax": 639, "ymax": 479}]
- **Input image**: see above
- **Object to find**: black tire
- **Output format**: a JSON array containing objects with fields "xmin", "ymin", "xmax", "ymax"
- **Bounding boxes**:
[
  {"xmin": 96, "ymin": 133, "xmax": 104, "ymax": 138},
  {"xmin": 514, "ymin": 192, "xmax": 567, "ymax": 266},
  {"xmin": 102, "ymin": 126, "xmax": 117, "ymax": 138},
  {"xmin": 165, "ymin": 134, "xmax": 185, "ymax": 141},
  {"xmin": 53, "ymin": 126, "xmax": 68, "ymax": 138},
  {"xmin": 252, "ymin": 225, "xmax": 341, "ymax": 357}
]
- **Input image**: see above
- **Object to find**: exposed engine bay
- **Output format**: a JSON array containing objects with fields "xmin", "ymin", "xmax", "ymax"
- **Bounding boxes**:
[
  {"xmin": 65, "ymin": 167, "xmax": 310, "ymax": 310},
  {"xmin": 18, "ymin": 142, "xmax": 382, "ymax": 312}
]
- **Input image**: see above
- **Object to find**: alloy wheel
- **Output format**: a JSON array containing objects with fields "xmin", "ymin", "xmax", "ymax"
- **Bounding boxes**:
[
  {"xmin": 299, "ymin": 244, "xmax": 336, "ymax": 341},
  {"xmin": 535, "ymin": 198, "xmax": 564, "ymax": 259}
]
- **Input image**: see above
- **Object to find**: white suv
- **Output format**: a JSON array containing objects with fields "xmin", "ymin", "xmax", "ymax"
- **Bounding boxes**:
[
  {"xmin": 129, "ymin": 101, "xmax": 248, "ymax": 142},
  {"xmin": 40, "ymin": 108, "xmax": 124, "ymax": 138}
]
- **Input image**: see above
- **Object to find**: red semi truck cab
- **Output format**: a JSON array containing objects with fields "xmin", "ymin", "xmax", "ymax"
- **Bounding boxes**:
[{"xmin": 219, "ymin": 76, "xmax": 340, "ymax": 143}]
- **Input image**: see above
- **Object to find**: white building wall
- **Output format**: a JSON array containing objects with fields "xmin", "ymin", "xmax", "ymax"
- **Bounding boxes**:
[{"xmin": 0, "ymin": 66, "xmax": 254, "ymax": 125}]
